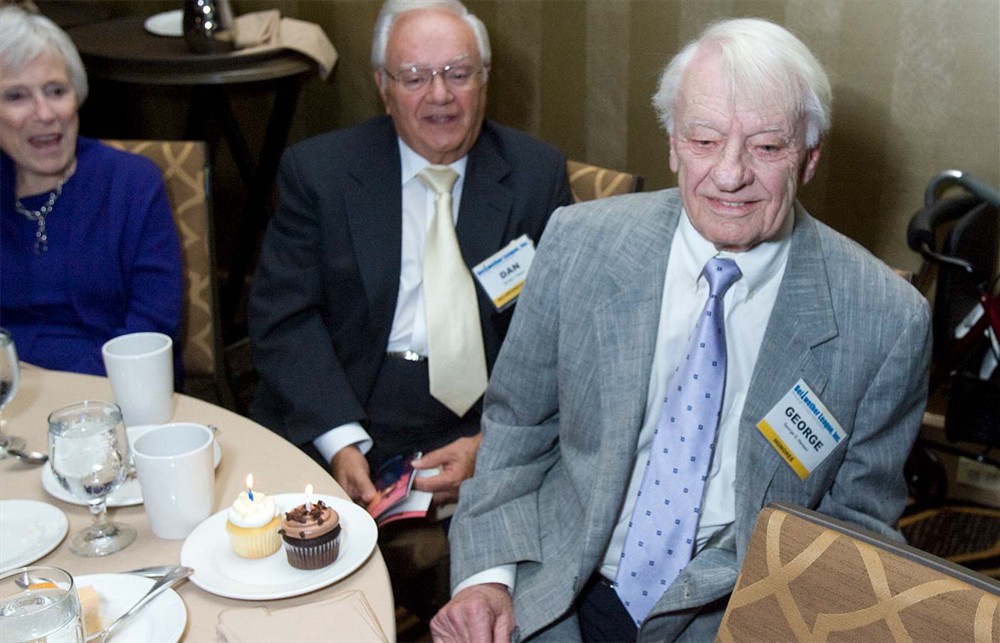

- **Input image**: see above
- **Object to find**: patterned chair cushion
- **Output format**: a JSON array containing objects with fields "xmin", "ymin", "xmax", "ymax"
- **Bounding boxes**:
[
  {"xmin": 566, "ymin": 159, "xmax": 643, "ymax": 202},
  {"xmin": 717, "ymin": 502, "xmax": 1000, "ymax": 642},
  {"xmin": 102, "ymin": 140, "xmax": 217, "ymax": 378}
]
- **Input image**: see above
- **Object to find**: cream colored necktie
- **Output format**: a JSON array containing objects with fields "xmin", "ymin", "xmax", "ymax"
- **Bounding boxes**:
[{"xmin": 418, "ymin": 165, "xmax": 488, "ymax": 417}]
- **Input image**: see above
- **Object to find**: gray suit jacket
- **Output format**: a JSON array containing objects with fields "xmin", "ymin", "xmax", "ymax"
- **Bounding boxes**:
[{"xmin": 449, "ymin": 189, "xmax": 932, "ymax": 641}]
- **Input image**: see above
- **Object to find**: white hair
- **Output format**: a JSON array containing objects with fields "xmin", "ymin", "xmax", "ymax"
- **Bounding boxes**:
[
  {"xmin": 0, "ymin": 5, "xmax": 88, "ymax": 104},
  {"xmin": 652, "ymin": 18, "xmax": 831, "ymax": 148},
  {"xmin": 371, "ymin": 0, "xmax": 491, "ymax": 87}
]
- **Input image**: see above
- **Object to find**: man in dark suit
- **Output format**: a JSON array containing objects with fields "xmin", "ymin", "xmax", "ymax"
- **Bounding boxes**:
[{"xmin": 248, "ymin": 0, "xmax": 570, "ymax": 619}]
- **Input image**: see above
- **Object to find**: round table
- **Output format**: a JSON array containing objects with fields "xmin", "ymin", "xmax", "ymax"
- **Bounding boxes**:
[
  {"xmin": 0, "ymin": 364, "xmax": 395, "ymax": 641},
  {"xmin": 67, "ymin": 16, "xmax": 314, "ymax": 85}
]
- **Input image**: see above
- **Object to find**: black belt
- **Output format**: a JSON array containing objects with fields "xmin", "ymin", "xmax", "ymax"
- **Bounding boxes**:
[{"xmin": 386, "ymin": 350, "xmax": 427, "ymax": 362}]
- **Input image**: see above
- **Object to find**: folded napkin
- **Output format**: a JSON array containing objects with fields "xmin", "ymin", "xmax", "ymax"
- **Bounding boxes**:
[
  {"xmin": 233, "ymin": 10, "xmax": 339, "ymax": 80},
  {"xmin": 216, "ymin": 589, "xmax": 388, "ymax": 642}
]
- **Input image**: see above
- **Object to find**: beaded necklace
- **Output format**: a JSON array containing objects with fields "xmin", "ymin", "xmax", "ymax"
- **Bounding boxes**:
[{"xmin": 14, "ymin": 180, "xmax": 64, "ymax": 254}]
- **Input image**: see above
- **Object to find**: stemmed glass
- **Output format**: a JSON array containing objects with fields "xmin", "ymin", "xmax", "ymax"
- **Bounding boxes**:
[
  {"xmin": 48, "ymin": 400, "xmax": 137, "ymax": 557},
  {"xmin": 0, "ymin": 327, "xmax": 26, "ymax": 458}
]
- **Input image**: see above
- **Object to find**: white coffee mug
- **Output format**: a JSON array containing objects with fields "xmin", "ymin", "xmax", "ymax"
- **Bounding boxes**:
[
  {"xmin": 132, "ymin": 422, "xmax": 215, "ymax": 539},
  {"xmin": 101, "ymin": 332, "xmax": 174, "ymax": 426}
]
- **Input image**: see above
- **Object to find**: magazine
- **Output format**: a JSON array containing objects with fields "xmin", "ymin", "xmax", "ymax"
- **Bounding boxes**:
[{"xmin": 365, "ymin": 452, "xmax": 434, "ymax": 527}]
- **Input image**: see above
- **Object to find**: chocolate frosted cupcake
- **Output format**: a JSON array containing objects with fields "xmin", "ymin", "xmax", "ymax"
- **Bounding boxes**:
[{"xmin": 279, "ymin": 500, "xmax": 341, "ymax": 570}]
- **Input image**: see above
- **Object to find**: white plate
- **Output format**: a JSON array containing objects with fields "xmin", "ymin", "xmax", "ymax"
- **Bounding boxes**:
[
  {"xmin": 0, "ymin": 500, "xmax": 68, "ymax": 572},
  {"xmin": 41, "ymin": 425, "xmax": 222, "ymax": 508},
  {"xmin": 76, "ymin": 573, "xmax": 186, "ymax": 643},
  {"xmin": 144, "ymin": 9, "xmax": 183, "ymax": 38},
  {"xmin": 180, "ymin": 494, "xmax": 377, "ymax": 600}
]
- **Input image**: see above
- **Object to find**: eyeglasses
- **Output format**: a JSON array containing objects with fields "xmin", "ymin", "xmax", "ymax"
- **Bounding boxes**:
[{"xmin": 383, "ymin": 62, "xmax": 486, "ymax": 92}]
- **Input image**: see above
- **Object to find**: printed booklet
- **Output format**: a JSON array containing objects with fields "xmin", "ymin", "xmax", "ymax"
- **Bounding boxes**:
[{"xmin": 365, "ymin": 451, "xmax": 433, "ymax": 527}]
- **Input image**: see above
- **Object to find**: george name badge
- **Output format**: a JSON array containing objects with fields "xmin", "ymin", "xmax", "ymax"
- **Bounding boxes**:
[
  {"xmin": 756, "ymin": 379, "xmax": 844, "ymax": 479},
  {"xmin": 472, "ymin": 234, "xmax": 535, "ymax": 311}
]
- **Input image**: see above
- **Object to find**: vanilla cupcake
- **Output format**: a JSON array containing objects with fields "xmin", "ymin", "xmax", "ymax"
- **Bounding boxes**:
[{"xmin": 225, "ymin": 490, "xmax": 281, "ymax": 558}]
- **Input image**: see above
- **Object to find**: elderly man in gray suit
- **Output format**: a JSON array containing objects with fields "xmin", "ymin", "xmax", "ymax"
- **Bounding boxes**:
[{"xmin": 432, "ymin": 17, "xmax": 931, "ymax": 643}]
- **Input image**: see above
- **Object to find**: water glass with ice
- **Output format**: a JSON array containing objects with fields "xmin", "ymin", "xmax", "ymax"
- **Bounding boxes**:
[
  {"xmin": 48, "ymin": 400, "xmax": 136, "ymax": 557},
  {"xmin": 0, "ymin": 566, "xmax": 85, "ymax": 642}
]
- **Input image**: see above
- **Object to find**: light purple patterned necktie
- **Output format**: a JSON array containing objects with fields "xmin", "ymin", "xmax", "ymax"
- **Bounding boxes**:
[{"xmin": 614, "ymin": 256, "xmax": 742, "ymax": 626}]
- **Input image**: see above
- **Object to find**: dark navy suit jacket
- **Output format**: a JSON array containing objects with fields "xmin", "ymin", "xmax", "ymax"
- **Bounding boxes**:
[{"xmin": 249, "ymin": 115, "xmax": 571, "ymax": 451}]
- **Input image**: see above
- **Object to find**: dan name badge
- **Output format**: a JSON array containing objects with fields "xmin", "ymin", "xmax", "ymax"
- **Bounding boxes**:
[
  {"xmin": 473, "ymin": 235, "xmax": 535, "ymax": 311},
  {"xmin": 756, "ymin": 379, "xmax": 844, "ymax": 479}
]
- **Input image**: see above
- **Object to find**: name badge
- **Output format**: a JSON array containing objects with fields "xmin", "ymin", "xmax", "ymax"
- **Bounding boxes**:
[
  {"xmin": 473, "ymin": 235, "xmax": 535, "ymax": 311},
  {"xmin": 756, "ymin": 379, "xmax": 844, "ymax": 479}
]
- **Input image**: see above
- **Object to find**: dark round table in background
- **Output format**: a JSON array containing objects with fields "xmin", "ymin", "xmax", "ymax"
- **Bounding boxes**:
[
  {"xmin": 68, "ymin": 15, "xmax": 313, "ymax": 85},
  {"xmin": 67, "ymin": 16, "xmax": 318, "ymax": 340}
]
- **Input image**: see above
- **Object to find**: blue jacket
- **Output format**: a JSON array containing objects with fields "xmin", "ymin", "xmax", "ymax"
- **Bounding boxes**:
[{"xmin": 1, "ymin": 137, "xmax": 183, "ymax": 378}]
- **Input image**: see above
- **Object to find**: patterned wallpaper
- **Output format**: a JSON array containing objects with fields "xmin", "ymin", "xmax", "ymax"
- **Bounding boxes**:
[
  {"xmin": 100, "ymin": 0, "xmax": 997, "ymax": 272},
  {"xmin": 287, "ymin": 0, "xmax": 998, "ymax": 272}
]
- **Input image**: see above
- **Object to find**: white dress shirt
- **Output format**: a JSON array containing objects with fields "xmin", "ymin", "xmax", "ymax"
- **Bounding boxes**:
[
  {"xmin": 456, "ymin": 208, "xmax": 792, "ymax": 594},
  {"xmin": 313, "ymin": 140, "xmax": 468, "ymax": 464}
]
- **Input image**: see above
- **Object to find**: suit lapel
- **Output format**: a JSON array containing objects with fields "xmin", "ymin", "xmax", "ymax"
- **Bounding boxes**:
[
  {"xmin": 345, "ymin": 118, "xmax": 404, "ymax": 331},
  {"xmin": 738, "ymin": 207, "xmax": 839, "ymax": 511},
  {"xmin": 581, "ymin": 199, "xmax": 681, "ymax": 562},
  {"xmin": 455, "ymin": 129, "xmax": 514, "ymax": 268},
  {"xmin": 347, "ymin": 123, "xmax": 513, "ymax": 329}
]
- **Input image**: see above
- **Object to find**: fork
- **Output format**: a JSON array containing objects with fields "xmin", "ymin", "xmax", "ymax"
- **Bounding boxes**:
[{"xmin": 86, "ymin": 566, "xmax": 193, "ymax": 642}]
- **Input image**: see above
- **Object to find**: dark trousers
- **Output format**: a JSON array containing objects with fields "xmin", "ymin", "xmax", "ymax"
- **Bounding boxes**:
[
  {"xmin": 366, "ymin": 356, "xmax": 478, "ymax": 628},
  {"xmin": 365, "ymin": 355, "xmax": 480, "ymax": 469},
  {"xmin": 576, "ymin": 574, "xmax": 639, "ymax": 642}
]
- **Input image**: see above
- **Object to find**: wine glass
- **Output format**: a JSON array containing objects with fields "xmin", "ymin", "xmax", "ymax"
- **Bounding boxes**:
[
  {"xmin": 48, "ymin": 400, "xmax": 137, "ymax": 557},
  {"xmin": 0, "ymin": 566, "xmax": 85, "ymax": 642},
  {"xmin": 0, "ymin": 327, "xmax": 26, "ymax": 458}
]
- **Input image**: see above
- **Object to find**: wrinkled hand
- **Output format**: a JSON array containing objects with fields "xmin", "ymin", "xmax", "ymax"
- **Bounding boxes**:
[
  {"xmin": 431, "ymin": 584, "xmax": 515, "ymax": 643},
  {"xmin": 411, "ymin": 433, "xmax": 483, "ymax": 505},
  {"xmin": 331, "ymin": 445, "xmax": 375, "ymax": 505}
]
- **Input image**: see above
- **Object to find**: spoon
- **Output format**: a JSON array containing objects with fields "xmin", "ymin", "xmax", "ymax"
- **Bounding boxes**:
[
  {"xmin": 87, "ymin": 566, "xmax": 193, "ymax": 642},
  {"xmin": 5, "ymin": 447, "xmax": 48, "ymax": 465},
  {"xmin": 14, "ymin": 565, "xmax": 186, "ymax": 591}
]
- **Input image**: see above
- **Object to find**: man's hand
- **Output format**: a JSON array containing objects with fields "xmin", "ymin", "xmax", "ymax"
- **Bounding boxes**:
[
  {"xmin": 431, "ymin": 584, "xmax": 515, "ymax": 643},
  {"xmin": 331, "ymin": 445, "xmax": 375, "ymax": 505},
  {"xmin": 411, "ymin": 433, "xmax": 483, "ymax": 505}
]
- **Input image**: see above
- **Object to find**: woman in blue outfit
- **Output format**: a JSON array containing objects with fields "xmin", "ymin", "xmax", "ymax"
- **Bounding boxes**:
[{"xmin": 0, "ymin": 5, "xmax": 183, "ymax": 378}]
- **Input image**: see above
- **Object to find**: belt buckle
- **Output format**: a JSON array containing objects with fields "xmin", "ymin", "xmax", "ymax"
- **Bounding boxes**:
[{"xmin": 388, "ymin": 350, "xmax": 425, "ymax": 362}]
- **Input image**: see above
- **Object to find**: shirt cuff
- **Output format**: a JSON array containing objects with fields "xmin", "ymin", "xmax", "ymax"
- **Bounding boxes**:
[
  {"xmin": 313, "ymin": 422, "xmax": 372, "ymax": 464},
  {"xmin": 453, "ymin": 565, "xmax": 516, "ymax": 597}
]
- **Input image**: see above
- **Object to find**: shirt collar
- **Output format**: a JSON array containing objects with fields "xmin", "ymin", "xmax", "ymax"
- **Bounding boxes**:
[
  {"xmin": 398, "ymin": 138, "xmax": 468, "ymax": 185},
  {"xmin": 676, "ymin": 206, "xmax": 793, "ymax": 299}
]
